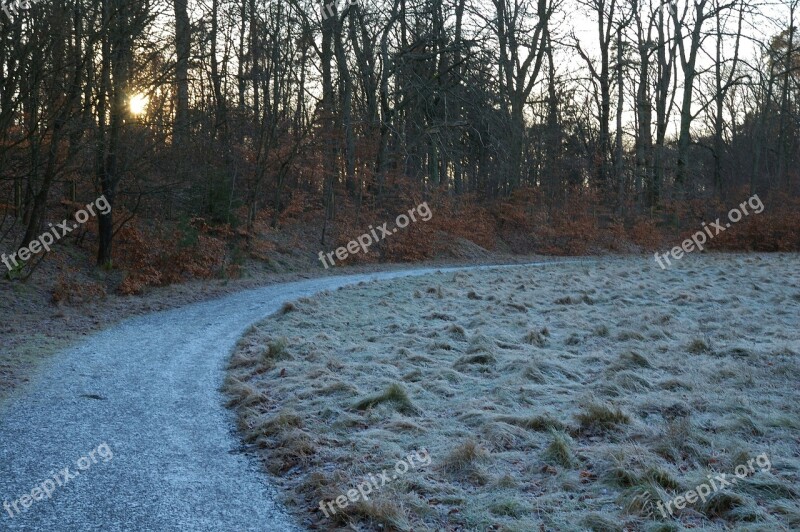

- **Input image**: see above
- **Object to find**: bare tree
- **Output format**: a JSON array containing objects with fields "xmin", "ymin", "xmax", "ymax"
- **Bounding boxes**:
[
  {"xmin": 671, "ymin": 0, "xmax": 736, "ymax": 186},
  {"xmin": 490, "ymin": 0, "xmax": 555, "ymax": 192},
  {"xmin": 575, "ymin": 0, "xmax": 617, "ymax": 188}
]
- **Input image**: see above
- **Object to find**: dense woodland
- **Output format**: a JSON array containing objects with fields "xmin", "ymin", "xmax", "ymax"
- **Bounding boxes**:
[{"xmin": 0, "ymin": 0, "xmax": 798, "ymax": 290}]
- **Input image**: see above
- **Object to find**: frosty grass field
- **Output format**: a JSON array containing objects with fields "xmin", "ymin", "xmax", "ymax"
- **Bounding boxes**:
[{"xmin": 226, "ymin": 254, "xmax": 800, "ymax": 531}]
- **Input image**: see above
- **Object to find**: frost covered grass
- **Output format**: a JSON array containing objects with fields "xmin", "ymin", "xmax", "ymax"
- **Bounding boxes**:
[{"xmin": 226, "ymin": 254, "xmax": 800, "ymax": 530}]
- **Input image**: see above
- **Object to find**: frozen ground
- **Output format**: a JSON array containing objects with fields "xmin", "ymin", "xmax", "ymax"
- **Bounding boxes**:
[{"xmin": 227, "ymin": 253, "xmax": 800, "ymax": 531}]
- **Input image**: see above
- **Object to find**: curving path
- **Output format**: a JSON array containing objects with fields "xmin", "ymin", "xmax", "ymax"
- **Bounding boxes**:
[{"xmin": 0, "ymin": 261, "xmax": 582, "ymax": 531}]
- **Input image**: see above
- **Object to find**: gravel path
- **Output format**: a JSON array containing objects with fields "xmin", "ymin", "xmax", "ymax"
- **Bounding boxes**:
[{"xmin": 0, "ymin": 262, "xmax": 583, "ymax": 531}]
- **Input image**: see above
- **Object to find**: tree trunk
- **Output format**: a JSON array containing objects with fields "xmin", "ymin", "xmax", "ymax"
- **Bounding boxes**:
[
  {"xmin": 174, "ymin": 0, "xmax": 190, "ymax": 146},
  {"xmin": 634, "ymin": 3, "xmax": 654, "ymax": 207},
  {"xmin": 334, "ymin": 12, "xmax": 356, "ymax": 195}
]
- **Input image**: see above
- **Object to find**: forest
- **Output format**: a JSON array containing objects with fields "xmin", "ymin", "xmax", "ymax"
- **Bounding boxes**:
[{"xmin": 1, "ymin": 0, "xmax": 798, "ymax": 290}]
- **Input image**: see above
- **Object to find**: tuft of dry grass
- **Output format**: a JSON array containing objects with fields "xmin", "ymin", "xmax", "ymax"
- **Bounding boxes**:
[
  {"xmin": 582, "ymin": 512, "xmax": 623, "ymax": 531},
  {"xmin": 614, "ymin": 350, "xmax": 652, "ymax": 369},
  {"xmin": 269, "ymin": 428, "xmax": 317, "ymax": 473},
  {"xmin": 687, "ymin": 338, "xmax": 711, "ymax": 354},
  {"xmin": 454, "ymin": 352, "xmax": 497, "ymax": 370},
  {"xmin": 488, "ymin": 498, "xmax": 527, "ymax": 518},
  {"xmin": 446, "ymin": 323, "xmax": 467, "ymax": 340},
  {"xmin": 264, "ymin": 337, "xmax": 291, "ymax": 362},
  {"xmin": 523, "ymin": 328, "xmax": 549, "ymax": 346},
  {"xmin": 353, "ymin": 382, "xmax": 418, "ymax": 415},
  {"xmin": 544, "ymin": 429, "xmax": 577, "ymax": 468},
  {"xmin": 699, "ymin": 490, "xmax": 750, "ymax": 519},
  {"xmin": 440, "ymin": 440, "xmax": 491, "ymax": 485},
  {"xmin": 594, "ymin": 325, "xmax": 610, "ymax": 337},
  {"xmin": 223, "ymin": 377, "xmax": 264, "ymax": 408},
  {"xmin": 350, "ymin": 498, "xmax": 412, "ymax": 531},
  {"xmin": 279, "ymin": 301, "xmax": 297, "ymax": 314},
  {"xmin": 245, "ymin": 410, "xmax": 303, "ymax": 442},
  {"xmin": 499, "ymin": 413, "xmax": 568, "ymax": 433},
  {"xmin": 576, "ymin": 401, "xmax": 631, "ymax": 432}
]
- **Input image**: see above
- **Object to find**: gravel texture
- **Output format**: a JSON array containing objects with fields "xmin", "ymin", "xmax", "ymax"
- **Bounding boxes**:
[{"xmin": 0, "ymin": 262, "xmax": 585, "ymax": 531}]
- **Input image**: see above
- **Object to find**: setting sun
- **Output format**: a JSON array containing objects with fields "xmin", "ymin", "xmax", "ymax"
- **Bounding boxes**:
[{"xmin": 129, "ymin": 93, "xmax": 148, "ymax": 116}]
